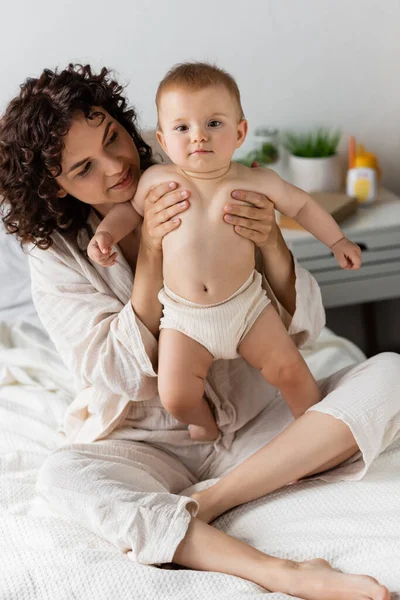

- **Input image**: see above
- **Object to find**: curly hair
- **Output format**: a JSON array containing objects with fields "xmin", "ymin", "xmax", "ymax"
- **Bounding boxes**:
[{"xmin": 0, "ymin": 64, "xmax": 153, "ymax": 249}]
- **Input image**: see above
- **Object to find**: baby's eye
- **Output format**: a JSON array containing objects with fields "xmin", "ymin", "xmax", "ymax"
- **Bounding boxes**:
[
  {"xmin": 175, "ymin": 125, "xmax": 188, "ymax": 132},
  {"xmin": 208, "ymin": 120, "xmax": 222, "ymax": 128}
]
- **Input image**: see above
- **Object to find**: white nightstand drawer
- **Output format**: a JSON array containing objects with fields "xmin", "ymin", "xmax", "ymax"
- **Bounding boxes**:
[
  {"xmin": 289, "ymin": 228, "xmax": 400, "ymax": 261},
  {"xmin": 294, "ymin": 246, "xmax": 400, "ymax": 307},
  {"xmin": 282, "ymin": 189, "xmax": 400, "ymax": 308},
  {"xmin": 319, "ymin": 273, "xmax": 400, "ymax": 307},
  {"xmin": 299, "ymin": 245, "xmax": 400, "ymax": 275}
]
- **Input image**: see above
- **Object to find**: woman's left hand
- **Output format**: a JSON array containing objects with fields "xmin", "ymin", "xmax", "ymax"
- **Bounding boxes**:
[{"xmin": 224, "ymin": 189, "xmax": 278, "ymax": 249}]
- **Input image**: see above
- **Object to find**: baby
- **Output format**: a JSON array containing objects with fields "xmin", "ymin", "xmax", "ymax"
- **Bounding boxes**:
[{"xmin": 88, "ymin": 62, "xmax": 361, "ymax": 441}]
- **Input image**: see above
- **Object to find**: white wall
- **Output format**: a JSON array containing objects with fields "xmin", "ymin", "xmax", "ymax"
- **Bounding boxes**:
[{"xmin": 1, "ymin": 0, "xmax": 400, "ymax": 191}]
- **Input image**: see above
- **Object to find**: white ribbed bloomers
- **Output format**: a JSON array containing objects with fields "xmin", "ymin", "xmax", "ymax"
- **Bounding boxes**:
[
  {"xmin": 36, "ymin": 352, "xmax": 400, "ymax": 565},
  {"xmin": 157, "ymin": 270, "xmax": 271, "ymax": 359}
]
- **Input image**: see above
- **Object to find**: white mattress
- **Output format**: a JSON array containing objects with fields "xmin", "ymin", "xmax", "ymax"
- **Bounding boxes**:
[{"xmin": 1, "ymin": 318, "xmax": 400, "ymax": 600}]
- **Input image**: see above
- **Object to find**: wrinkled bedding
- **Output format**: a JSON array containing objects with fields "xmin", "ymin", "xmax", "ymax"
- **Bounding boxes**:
[{"xmin": 1, "ymin": 319, "xmax": 399, "ymax": 599}]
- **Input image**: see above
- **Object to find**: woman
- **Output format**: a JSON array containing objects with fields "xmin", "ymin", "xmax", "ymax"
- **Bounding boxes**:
[{"xmin": 0, "ymin": 64, "xmax": 397, "ymax": 600}]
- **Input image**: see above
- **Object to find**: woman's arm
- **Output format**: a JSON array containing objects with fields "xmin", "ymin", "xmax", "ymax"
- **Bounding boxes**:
[
  {"xmin": 225, "ymin": 189, "xmax": 325, "ymax": 347},
  {"xmin": 29, "ymin": 245, "xmax": 159, "ymax": 401},
  {"xmin": 131, "ymin": 180, "xmax": 190, "ymax": 337},
  {"xmin": 224, "ymin": 189, "xmax": 296, "ymax": 316},
  {"xmin": 130, "ymin": 241, "xmax": 163, "ymax": 338},
  {"xmin": 258, "ymin": 225, "xmax": 296, "ymax": 317}
]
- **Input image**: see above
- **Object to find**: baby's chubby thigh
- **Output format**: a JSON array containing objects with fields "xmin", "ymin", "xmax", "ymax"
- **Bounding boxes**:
[
  {"xmin": 238, "ymin": 303, "xmax": 306, "ymax": 386},
  {"xmin": 239, "ymin": 302, "xmax": 321, "ymax": 415},
  {"xmin": 157, "ymin": 327, "xmax": 214, "ymax": 421}
]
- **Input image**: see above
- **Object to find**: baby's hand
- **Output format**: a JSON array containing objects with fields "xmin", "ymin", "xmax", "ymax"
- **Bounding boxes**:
[
  {"xmin": 87, "ymin": 231, "xmax": 118, "ymax": 267},
  {"xmin": 331, "ymin": 237, "xmax": 362, "ymax": 270}
]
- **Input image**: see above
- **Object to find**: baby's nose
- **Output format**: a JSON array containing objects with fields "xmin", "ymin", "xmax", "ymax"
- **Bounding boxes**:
[{"xmin": 192, "ymin": 127, "xmax": 208, "ymax": 142}]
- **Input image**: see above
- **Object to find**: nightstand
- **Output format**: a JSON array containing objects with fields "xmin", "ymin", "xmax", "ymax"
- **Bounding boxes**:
[{"xmin": 281, "ymin": 188, "xmax": 400, "ymax": 355}]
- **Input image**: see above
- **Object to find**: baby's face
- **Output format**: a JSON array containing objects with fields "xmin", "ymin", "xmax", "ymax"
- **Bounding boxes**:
[{"xmin": 156, "ymin": 85, "xmax": 247, "ymax": 174}]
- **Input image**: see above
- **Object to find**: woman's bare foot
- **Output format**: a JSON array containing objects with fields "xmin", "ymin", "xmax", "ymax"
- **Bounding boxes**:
[
  {"xmin": 273, "ymin": 559, "xmax": 389, "ymax": 600},
  {"xmin": 173, "ymin": 518, "xmax": 388, "ymax": 600},
  {"xmin": 188, "ymin": 422, "xmax": 219, "ymax": 442},
  {"xmin": 190, "ymin": 496, "xmax": 391, "ymax": 599}
]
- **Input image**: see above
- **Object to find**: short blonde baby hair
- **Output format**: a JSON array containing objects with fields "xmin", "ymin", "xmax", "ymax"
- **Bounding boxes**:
[{"xmin": 156, "ymin": 61, "xmax": 245, "ymax": 120}]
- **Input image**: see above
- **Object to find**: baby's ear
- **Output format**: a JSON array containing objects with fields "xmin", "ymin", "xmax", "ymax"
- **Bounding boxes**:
[
  {"xmin": 156, "ymin": 130, "xmax": 168, "ymax": 154},
  {"xmin": 236, "ymin": 119, "xmax": 248, "ymax": 149}
]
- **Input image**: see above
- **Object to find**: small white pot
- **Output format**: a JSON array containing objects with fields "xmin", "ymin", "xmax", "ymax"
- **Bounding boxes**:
[{"xmin": 288, "ymin": 154, "xmax": 342, "ymax": 193}]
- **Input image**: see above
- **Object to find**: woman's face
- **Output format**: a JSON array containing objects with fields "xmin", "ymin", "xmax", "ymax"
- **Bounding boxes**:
[{"xmin": 56, "ymin": 108, "xmax": 141, "ymax": 214}]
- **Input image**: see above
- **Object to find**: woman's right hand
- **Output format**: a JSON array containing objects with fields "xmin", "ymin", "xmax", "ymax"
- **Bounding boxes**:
[{"xmin": 140, "ymin": 181, "xmax": 190, "ymax": 252}]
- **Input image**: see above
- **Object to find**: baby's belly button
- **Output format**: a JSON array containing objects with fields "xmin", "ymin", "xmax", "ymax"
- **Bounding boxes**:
[{"xmin": 183, "ymin": 272, "xmax": 251, "ymax": 302}]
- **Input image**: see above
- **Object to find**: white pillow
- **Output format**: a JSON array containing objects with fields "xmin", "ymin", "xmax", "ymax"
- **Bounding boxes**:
[{"xmin": 0, "ymin": 221, "xmax": 35, "ymax": 322}]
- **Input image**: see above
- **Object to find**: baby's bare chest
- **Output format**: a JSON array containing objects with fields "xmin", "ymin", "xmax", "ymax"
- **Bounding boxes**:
[
  {"xmin": 162, "ymin": 176, "xmax": 255, "ymax": 257},
  {"xmin": 183, "ymin": 180, "xmax": 250, "ymax": 223}
]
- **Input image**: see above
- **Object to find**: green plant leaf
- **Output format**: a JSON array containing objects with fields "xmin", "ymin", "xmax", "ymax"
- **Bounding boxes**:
[{"xmin": 284, "ymin": 128, "xmax": 340, "ymax": 157}]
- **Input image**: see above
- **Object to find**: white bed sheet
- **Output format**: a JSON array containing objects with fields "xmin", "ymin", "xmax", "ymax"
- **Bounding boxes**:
[{"xmin": 1, "ymin": 318, "xmax": 399, "ymax": 600}]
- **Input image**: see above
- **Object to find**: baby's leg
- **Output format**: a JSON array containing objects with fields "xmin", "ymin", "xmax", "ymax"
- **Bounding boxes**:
[
  {"xmin": 238, "ymin": 305, "xmax": 321, "ymax": 418},
  {"xmin": 158, "ymin": 329, "xmax": 218, "ymax": 441}
]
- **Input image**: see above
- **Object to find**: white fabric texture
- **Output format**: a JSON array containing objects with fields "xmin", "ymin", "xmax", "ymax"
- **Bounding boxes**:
[
  {"xmin": 0, "ymin": 221, "xmax": 36, "ymax": 322},
  {"xmin": 36, "ymin": 351, "xmax": 400, "ymax": 568},
  {"xmin": 1, "ymin": 320, "xmax": 400, "ymax": 599},
  {"xmin": 158, "ymin": 270, "xmax": 270, "ymax": 359},
  {"xmin": 1, "ymin": 210, "xmax": 398, "ymax": 597},
  {"xmin": 28, "ymin": 209, "xmax": 325, "ymax": 445}
]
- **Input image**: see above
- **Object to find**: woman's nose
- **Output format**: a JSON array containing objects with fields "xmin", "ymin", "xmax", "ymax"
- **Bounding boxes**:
[{"xmin": 103, "ymin": 152, "xmax": 124, "ymax": 176}]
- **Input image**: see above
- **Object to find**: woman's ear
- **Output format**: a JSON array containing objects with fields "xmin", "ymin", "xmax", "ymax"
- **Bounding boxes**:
[
  {"xmin": 156, "ymin": 130, "xmax": 168, "ymax": 154},
  {"xmin": 236, "ymin": 119, "xmax": 248, "ymax": 149},
  {"xmin": 56, "ymin": 187, "xmax": 68, "ymax": 198}
]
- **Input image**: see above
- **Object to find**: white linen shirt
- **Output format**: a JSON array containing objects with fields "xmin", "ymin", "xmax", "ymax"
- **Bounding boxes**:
[{"xmin": 29, "ymin": 210, "xmax": 325, "ymax": 445}]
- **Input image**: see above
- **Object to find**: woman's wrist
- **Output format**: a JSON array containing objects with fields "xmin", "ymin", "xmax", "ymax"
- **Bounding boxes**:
[
  {"xmin": 259, "ymin": 226, "xmax": 297, "ymax": 317},
  {"xmin": 131, "ymin": 240, "xmax": 163, "ymax": 338}
]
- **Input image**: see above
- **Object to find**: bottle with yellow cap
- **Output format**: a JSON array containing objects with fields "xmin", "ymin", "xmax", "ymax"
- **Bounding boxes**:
[{"xmin": 346, "ymin": 141, "xmax": 380, "ymax": 205}]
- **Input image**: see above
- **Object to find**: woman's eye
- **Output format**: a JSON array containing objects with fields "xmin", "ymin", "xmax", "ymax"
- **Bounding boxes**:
[
  {"xmin": 77, "ymin": 162, "xmax": 91, "ymax": 178},
  {"xmin": 209, "ymin": 120, "xmax": 222, "ymax": 128},
  {"xmin": 175, "ymin": 125, "xmax": 188, "ymax": 132},
  {"xmin": 107, "ymin": 131, "xmax": 118, "ymax": 144}
]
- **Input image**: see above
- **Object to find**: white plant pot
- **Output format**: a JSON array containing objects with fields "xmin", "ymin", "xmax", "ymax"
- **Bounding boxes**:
[{"xmin": 288, "ymin": 154, "xmax": 342, "ymax": 193}]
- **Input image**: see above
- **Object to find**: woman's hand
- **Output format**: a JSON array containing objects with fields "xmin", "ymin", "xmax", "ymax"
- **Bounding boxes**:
[
  {"xmin": 224, "ymin": 189, "xmax": 278, "ymax": 249},
  {"xmin": 141, "ymin": 181, "xmax": 190, "ymax": 252}
]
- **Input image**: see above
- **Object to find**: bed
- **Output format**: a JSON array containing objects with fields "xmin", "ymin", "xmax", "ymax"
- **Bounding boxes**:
[{"xmin": 1, "ymin": 227, "xmax": 399, "ymax": 600}]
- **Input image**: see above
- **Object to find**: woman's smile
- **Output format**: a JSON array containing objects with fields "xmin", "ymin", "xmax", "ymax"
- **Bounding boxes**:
[{"xmin": 110, "ymin": 166, "xmax": 134, "ymax": 190}]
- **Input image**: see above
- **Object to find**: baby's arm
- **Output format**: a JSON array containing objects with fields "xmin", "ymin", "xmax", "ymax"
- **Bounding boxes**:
[
  {"xmin": 88, "ymin": 166, "xmax": 169, "ymax": 267},
  {"xmin": 257, "ymin": 170, "xmax": 361, "ymax": 269},
  {"xmin": 88, "ymin": 202, "xmax": 142, "ymax": 266},
  {"xmin": 97, "ymin": 202, "xmax": 142, "ymax": 240}
]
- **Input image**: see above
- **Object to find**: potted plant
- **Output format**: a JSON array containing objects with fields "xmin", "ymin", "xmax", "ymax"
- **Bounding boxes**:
[
  {"xmin": 235, "ymin": 142, "xmax": 278, "ymax": 167},
  {"xmin": 235, "ymin": 128, "xmax": 280, "ymax": 167},
  {"xmin": 285, "ymin": 128, "xmax": 342, "ymax": 192}
]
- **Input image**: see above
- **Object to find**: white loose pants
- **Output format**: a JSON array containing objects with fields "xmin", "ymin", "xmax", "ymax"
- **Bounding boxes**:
[{"xmin": 37, "ymin": 353, "xmax": 400, "ymax": 565}]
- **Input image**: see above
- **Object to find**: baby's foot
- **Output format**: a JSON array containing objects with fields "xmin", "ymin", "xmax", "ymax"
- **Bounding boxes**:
[{"xmin": 188, "ymin": 423, "xmax": 219, "ymax": 442}]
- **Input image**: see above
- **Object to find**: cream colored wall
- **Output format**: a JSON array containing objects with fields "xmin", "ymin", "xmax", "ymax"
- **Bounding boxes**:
[
  {"xmin": 1, "ymin": 0, "xmax": 399, "ymax": 192},
  {"xmin": 1, "ymin": 0, "xmax": 399, "ymax": 351}
]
